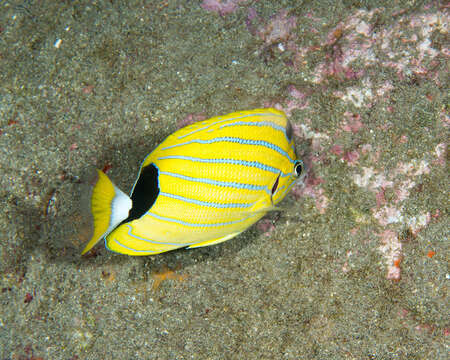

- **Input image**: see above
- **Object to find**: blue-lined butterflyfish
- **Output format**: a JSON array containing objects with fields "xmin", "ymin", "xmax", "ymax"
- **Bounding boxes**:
[{"xmin": 81, "ymin": 108, "xmax": 305, "ymax": 256}]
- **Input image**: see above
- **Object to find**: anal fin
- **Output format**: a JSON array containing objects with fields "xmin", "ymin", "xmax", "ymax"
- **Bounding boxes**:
[{"xmin": 187, "ymin": 232, "xmax": 242, "ymax": 249}]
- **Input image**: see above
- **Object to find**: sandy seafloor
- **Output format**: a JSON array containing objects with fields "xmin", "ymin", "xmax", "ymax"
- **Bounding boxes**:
[{"xmin": 0, "ymin": 0, "xmax": 448, "ymax": 359}]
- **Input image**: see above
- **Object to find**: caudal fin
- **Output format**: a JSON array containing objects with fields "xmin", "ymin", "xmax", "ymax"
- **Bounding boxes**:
[{"xmin": 81, "ymin": 170, "xmax": 132, "ymax": 255}]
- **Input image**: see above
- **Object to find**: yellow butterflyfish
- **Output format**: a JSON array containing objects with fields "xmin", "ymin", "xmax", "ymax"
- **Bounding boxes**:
[{"xmin": 82, "ymin": 108, "xmax": 306, "ymax": 256}]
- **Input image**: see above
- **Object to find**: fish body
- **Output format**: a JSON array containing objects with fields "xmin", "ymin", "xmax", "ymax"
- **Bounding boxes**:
[{"xmin": 82, "ymin": 108, "xmax": 305, "ymax": 256}]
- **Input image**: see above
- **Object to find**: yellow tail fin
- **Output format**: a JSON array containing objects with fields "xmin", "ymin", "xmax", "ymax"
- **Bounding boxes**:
[{"xmin": 81, "ymin": 170, "xmax": 132, "ymax": 255}]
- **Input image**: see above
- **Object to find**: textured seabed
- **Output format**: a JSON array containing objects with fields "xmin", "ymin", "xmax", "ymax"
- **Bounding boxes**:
[{"xmin": 0, "ymin": 1, "xmax": 448, "ymax": 359}]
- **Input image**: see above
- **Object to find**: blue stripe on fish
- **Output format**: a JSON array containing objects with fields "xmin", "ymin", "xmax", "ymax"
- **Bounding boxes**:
[
  {"xmin": 218, "ymin": 121, "xmax": 287, "ymax": 139},
  {"xmin": 159, "ymin": 191, "xmax": 253, "ymax": 208},
  {"xmin": 124, "ymin": 225, "xmax": 197, "ymax": 246},
  {"xmin": 159, "ymin": 171, "xmax": 269, "ymax": 192},
  {"xmin": 145, "ymin": 211, "xmax": 250, "ymax": 227},
  {"xmin": 278, "ymin": 179, "xmax": 297, "ymax": 199},
  {"xmin": 157, "ymin": 155, "xmax": 288, "ymax": 176},
  {"xmin": 178, "ymin": 112, "xmax": 285, "ymax": 139},
  {"xmin": 161, "ymin": 137, "xmax": 294, "ymax": 163},
  {"xmin": 112, "ymin": 238, "xmax": 159, "ymax": 253}
]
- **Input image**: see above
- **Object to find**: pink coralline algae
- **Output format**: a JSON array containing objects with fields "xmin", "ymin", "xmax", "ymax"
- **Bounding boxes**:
[
  {"xmin": 292, "ymin": 167, "xmax": 329, "ymax": 215},
  {"xmin": 433, "ymin": 143, "xmax": 446, "ymax": 166},
  {"xmin": 342, "ymin": 150, "xmax": 360, "ymax": 166},
  {"xmin": 373, "ymin": 206, "xmax": 403, "ymax": 227},
  {"xmin": 330, "ymin": 145, "xmax": 343, "ymax": 156},
  {"xmin": 242, "ymin": 5, "xmax": 445, "ymax": 281},
  {"xmin": 255, "ymin": 10, "xmax": 297, "ymax": 45},
  {"xmin": 256, "ymin": 219, "xmax": 276, "ymax": 236},
  {"xmin": 311, "ymin": 9, "xmax": 447, "ymax": 85},
  {"xmin": 341, "ymin": 112, "xmax": 363, "ymax": 133},
  {"xmin": 201, "ymin": 0, "xmax": 248, "ymax": 16},
  {"xmin": 378, "ymin": 230, "xmax": 402, "ymax": 280},
  {"xmin": 351, "ymin": 153, "xmax": 437, "ymax": 279},
  {"xmin": 284, "ymin": 85, "xmax": 309, "ymax": 115},
  {"xmin": 309, "ymin": 9, "xmax": 379, "ymax": 83}
]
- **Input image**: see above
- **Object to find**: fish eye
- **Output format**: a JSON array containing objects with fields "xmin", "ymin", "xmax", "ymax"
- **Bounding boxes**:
[{"xmin": 294, "ymin": 160, "xmax": 304, "ymax": 177}]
